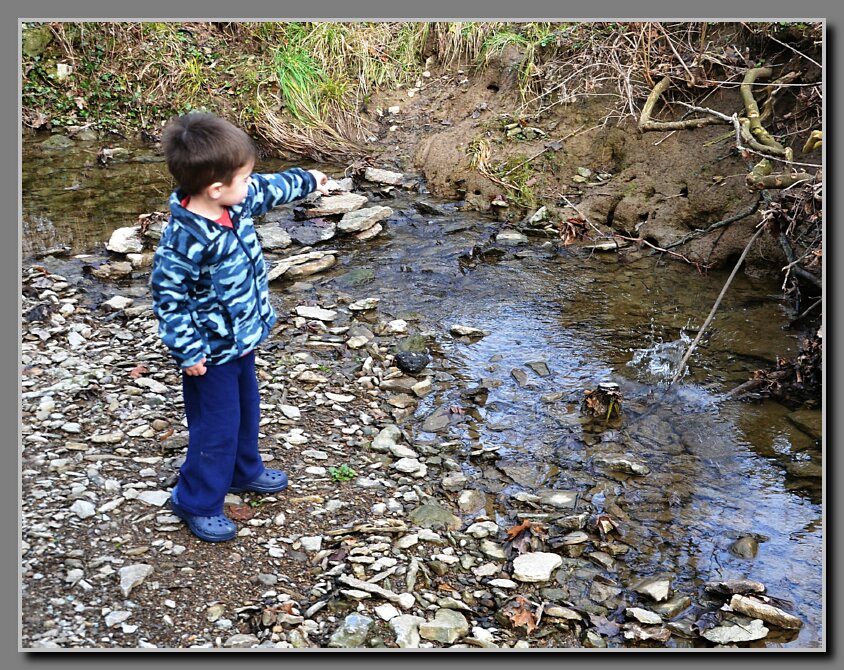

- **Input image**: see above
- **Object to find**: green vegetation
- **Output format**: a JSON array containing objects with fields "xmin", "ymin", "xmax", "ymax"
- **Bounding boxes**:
[
  {"xmin": 328, "ymin": 464, "xmax": 357, "ymax": 482},
  {"xmin": 21, "ymin": 20, "xmax": 821, "ymax": 166}
]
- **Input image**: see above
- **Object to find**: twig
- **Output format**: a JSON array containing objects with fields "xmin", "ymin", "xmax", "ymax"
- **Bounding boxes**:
[
  {"xmin": 653, "ymin": 131, "xmax": 677, "ymax": 146},
  {"xmin": 675, "ymin": 102, "xmax": 823, "ymax": 169},
  {"xmin": 558, "ymin": 195, "xmax": 608, "ymax": 238},
  {"xmin": 656, "ymin": 22, "xmax": 697, "ymax": 85},
  {"xmin": 767, "ymin": 32, "xmax": 822, "ymax": 69},
  {"xmin": 665, "ymin": 195, "xmax": 762, "ymax": 249},
  {"xmin": 669, "ymin": 222, "xmax": 768, "ymax": 387},
  {"xmin": 793, "ymin": 297, "xmax": 822, "ymax": 323},
  {"xmin": 615, "ymin": 233, "xmax": 707, "ymax": 269}
]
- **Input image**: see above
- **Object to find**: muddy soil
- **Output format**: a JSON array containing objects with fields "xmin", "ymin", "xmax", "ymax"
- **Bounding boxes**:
[{"xmin": 363, "ymin": 53, "xmax": 786, "ymax": 273}]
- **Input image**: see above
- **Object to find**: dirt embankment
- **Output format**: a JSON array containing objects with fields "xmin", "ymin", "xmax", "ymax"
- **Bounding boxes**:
[{"xmin": 363, "ymin": 51, "xmax": 792, "ymax": 274}]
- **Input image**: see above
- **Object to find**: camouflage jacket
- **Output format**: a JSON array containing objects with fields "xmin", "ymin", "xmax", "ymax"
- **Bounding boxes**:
[{"xmin": 151, "ymin": 168, "xmax": 316, "ymax": 368}]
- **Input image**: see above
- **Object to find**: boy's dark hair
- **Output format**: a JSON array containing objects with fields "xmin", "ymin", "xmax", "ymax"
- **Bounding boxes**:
[{"xmin": 161, "ymin": 112, "xmax": 257, "ymax": 195}]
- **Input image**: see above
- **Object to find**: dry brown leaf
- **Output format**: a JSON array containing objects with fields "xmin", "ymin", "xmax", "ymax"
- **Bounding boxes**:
[
  {"xmin": 505, "ymin": 519, "xmax": 533, "ymax": 540},
  {"xmin": 129, "ymin": 364, "xmax": 149, "ymax": 379},
  {"xmin": 505, "ymin": 596, "xmax": 537, "ymax": 633},
  {"xmin": 224, "ymin": 503, "xmax": 255, "ymax": 521},
  {"xmin": 158, "ymin": 428, "xmax": 174, "ymax": 442}
]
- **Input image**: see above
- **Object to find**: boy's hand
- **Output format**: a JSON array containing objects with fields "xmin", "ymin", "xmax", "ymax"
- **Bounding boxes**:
[
  {"xmin": 183, "ymin": 358, "xmax": 207, "ymax": 376},
  {"xmin": 308, "ymin": 169, "xmax": 330, "ymax": 195}
]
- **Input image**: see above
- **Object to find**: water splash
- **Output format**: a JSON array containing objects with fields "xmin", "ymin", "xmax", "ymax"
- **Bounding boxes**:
[{"xmin": 627, "ymin": 330, "xmax": 693, "ymax": 383}]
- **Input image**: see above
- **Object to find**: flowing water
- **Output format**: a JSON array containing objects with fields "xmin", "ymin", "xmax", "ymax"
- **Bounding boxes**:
[{"xmin": 21, "ymin": 132, "xmax": 824, "ymax": 648}]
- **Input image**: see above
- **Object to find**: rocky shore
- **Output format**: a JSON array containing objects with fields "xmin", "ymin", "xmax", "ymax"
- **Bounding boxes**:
[{"xmin": 20, "ymin": 172, "xmax": 811, "ymax": 650}]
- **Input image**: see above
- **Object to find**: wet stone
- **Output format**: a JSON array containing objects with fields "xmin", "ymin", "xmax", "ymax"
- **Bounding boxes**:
[
  {"xmin": 394, "ymin": 351, "xmax": 431, "ymax": 375},
  {"xmin": 631, "ymin": 575, "xmax": 672, "ymax": 602},
  {"xmin": 730, "ymin": 535, "xmax": 759, "ymax": 559},
  {"xmin": 701, "ymin": 614, "xmax": 769, "ymax": 644},
  {"xmin": 650, "ymin": 594, "xmax": 692, "ymax": 619}
]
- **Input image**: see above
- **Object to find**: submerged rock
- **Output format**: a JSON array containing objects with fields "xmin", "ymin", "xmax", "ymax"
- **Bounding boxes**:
[{"xmin": 701, "ymin": 614, "xmax": 768, "ymax": 644}]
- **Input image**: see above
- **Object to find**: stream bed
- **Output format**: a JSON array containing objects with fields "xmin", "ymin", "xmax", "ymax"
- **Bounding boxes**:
[{"xmin": 21, "ymin": 132, "xmax": 823, "ymax": 648}]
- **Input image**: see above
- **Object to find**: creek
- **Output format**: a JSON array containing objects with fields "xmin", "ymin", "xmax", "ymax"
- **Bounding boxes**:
[{"xmin": 22, "ymin": 132, "xmax": 823, "ymax": 648}]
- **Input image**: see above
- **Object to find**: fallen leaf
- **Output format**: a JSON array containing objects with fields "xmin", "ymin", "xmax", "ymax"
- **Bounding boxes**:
[
  {"xmin": 589, "ymin": 613, "xmax": 621, "ymax": 637},
  {"xmin": 129, "ymin": 364, "xmax": 149, "ymax": 379},
  {"xmin": 224, "ymin": 503, "xmax": 255, "ymax": 521},
  {"xmin": 506, "ymin": 519, "xmax": 534, "ymax": 540},
  {"xmin": 505, "ymin": 596, "xmax": 537, "ymax": 633},
  {"xmin": 158, "ymin": 428, "xmax": 174, "ymax": 442}
]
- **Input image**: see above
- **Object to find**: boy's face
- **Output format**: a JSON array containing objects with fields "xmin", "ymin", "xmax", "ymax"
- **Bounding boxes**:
[{"xmin": 216, "ymin": 163, "xmax": 254, "ymax": 207}]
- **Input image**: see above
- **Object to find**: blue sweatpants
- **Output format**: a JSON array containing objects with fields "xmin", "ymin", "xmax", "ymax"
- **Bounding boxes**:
[{"xmin": 177, "ymin": 351, "xmax": 265, "ymax": 516}]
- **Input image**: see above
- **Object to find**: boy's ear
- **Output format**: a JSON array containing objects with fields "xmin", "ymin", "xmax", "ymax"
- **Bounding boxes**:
[{"xmin": 205, "ymin": 181, "xmax": 224, "ymax": 200}]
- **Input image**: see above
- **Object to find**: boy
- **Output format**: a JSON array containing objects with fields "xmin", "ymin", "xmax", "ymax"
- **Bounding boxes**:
[{"xmin": 151, "ymin": 112, "xmax": 328, "ymax": 542}]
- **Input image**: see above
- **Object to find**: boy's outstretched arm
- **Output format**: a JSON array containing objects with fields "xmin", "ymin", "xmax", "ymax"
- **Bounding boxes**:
[{"xmin": 244, "ymin": 167, "xmax": 328, "ymax": 217}]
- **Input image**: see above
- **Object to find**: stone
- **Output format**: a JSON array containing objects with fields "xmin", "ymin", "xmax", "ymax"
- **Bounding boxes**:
[
  {"xmin": 355, "ymin": 223, "xmax": 383, "ymax": 240},
  {"xmin": 338, "ymin": 206, "xmax": 393, "ymax": 233},
  {"xmin": 785, "ymin": 409, "xmax": 822, "ymax": 440},
  {"xmin": 287, "ymin": 221, "xmax": 336, "ymax": 246},
  {"xmin": 537, "ymin": 489, "xmax": 577, "ymax": 509},
  {"xmin": 102, "ymin": 296, "xmax": 134, "ymax": 311},
  {"xmin": 364, "ymin": 167, "xmax": 404, "ymax": 185},
  {"xmin": 450, "ymin": 324, "xmax": 488, "ymax": 338},
  {"xmin": 224, "ymin": 634, "xmax": 260, "ymax": 648},
  {"xmin": 457, "ymin": 489, "xmax": 486, "ymax": 513},
  {"xmin": 104, "ymin": 610, "xmax": 132, "ymax": 628},
  {"xmin": 495, "ymin": 230, "xmax": 529, "ymax": 245},
  {"xmin": 41, "ymin": 134, "xmax": 74, "ymax": 149},
  {"xmin": 419, "ymin": 609, "xmax": 469, "ymax": 644},
  {"xmin": 730, "ymin": 535, "xmax": 759, "ymax": 558},
  {"xmin": 349, "ymin": 297, "xmax": 380, "ymax": 311},
  {"xmin": 136, "ymin": 490, "xmax": 170, "ymax": 507},
  {"xmin": 92, "ymin": 261, "xmax": 134, "ymax": 281},
  {"xmin": 631, "ymin": 575, "xmax": 672, "ymax": 602},
  {"xmin": 70, "ymin": 500, "xmax": 96, "ymax": 519},
  {"xmin": 408, "ymin": 503, "xmax": 461, "ymax": 531},
  {"xmin": 118, "ymin": 564, "xmax": 154, "ymax": 597},
  {"xmin": 295, "ymin": 305, "xmax": 337, "ymax": 321},
  {"xmin": 135, "ymin": 378, "xmax": 168, "ymax": 394},
  {"xmin": 267, "ymin": 250, "xmax": 336, "ymax": 281},
  {"xmin": 592, "ymin": 456, "xmax": 650, "ymax": 476},
  {"xmin": 255, "ymin": 225, "xmax": 293, "ymax": 250},
  {"xmin": 701, "ymin": 615, "xmax": 769, "ymax": 644},
  {"xmin": 421, "ymin": 412, "xmax": 450, "ymax": 433},
  {"xmin": 374, "ymin": 603, "xmax": 401, "ymax": 621},
  {"xmin": 327, "ymin": 613, "xmax": 374, "ymax": 648},
  {"xmin": 107, "ymin": 226, "xmax": 145, "ymax": 254},
  {"xmin": 390, "ymin": 615, "xmax": 426, "ymax": 648},
  {"xmin": 306, "ymin": 193, "xmax": 368, "ymax": 217},
  {"xmin": 651, "ymin": 595, "xmax": 692, "ymax": 619},
  {"xmin": 625, "ymin": 607, "xmax": 663, "ymax": 625},
  {"xmin": 394, "ymin": 351, "xmax": 431, "ymax": 375},
  {"xmin": 285, "ymin": 255, "xmax": 337, "ymax": 278},
  {"xmin": 513, "ymin": 552, "xmax": 563, "ymax": 582},
  {"xmin": 526, "ymin": 361, "xmax": 551, "ymax": 377},
  {"xmin": 372, "ymin": 425, "xmax": 402, "ymax": 451},
  {"xmin": 729, "ymin": 594, "xmax": 803, "ymax": 629}
]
